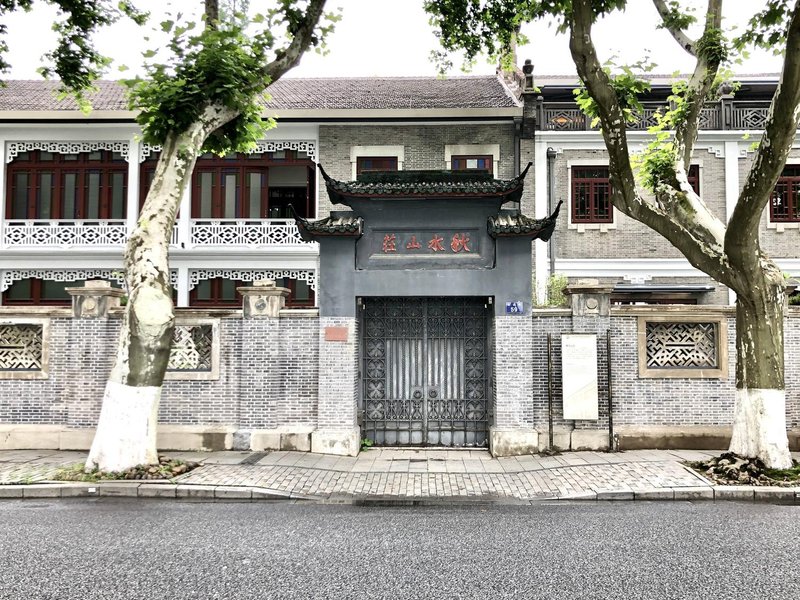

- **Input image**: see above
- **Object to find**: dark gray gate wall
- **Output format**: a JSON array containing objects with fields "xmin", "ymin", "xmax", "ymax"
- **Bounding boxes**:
[
  {"xmin": 309, "ymin": 189, "xmax": 544, "ymax": 455},
  {"xmin": 317, "ymin": 199, "xmax": 534, "ymax": 319}
]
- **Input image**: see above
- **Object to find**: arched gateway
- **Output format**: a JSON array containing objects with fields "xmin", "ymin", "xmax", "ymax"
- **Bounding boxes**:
[{"xmin": 295, "ymin": 165, "xmax": 559, "ymax": 456}]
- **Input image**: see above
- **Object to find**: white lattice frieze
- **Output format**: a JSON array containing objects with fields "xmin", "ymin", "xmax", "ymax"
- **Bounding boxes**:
[
  {"xmin": 139, "ymin": 143, "xmax": 162, "ymax": 163},
  {"xmin": 253, "ymin": 140, "xmax": 318, "ymax": 162},
  {"xmin": 1, "ymin": 269, "xmax": 179, "ymax": 292},
  {"xmin": 189, "ymin": 269, "xmax": 317, "ymax": 291},
  {"xmin": 6, "ymin": 141, "xmax": 132, "ymax": 163},
  {"xmin": 139, "ymin": 140, "xmax": 317, "ymax": 163}
]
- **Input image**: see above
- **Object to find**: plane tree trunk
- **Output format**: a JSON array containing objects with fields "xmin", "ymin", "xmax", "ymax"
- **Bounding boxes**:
[{"xmin": 86, "ymin": 105, "xmax": 237, "ymax": 472}]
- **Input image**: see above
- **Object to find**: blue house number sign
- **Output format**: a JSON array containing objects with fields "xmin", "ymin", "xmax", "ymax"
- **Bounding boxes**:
[{"xmin": 505, "ymin": 301, "xmax": 524, "ymax": 314}]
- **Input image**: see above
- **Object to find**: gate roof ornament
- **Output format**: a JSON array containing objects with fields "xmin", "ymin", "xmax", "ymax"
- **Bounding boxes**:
[{"xmin": 297, "ymin": 163, "xmax": 560, "ymax": 243}]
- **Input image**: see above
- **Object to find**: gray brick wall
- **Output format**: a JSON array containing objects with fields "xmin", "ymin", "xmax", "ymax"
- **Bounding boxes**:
[
  {"xmin": 0, "ymin": 311, "xmax": 320, "ymax": 431},
  {"xmin": 317, "ymin": 123, "xmax": 516, "ymax": 217},
  {"xmin": 493, "ymin": 316, "xmax": 534, "ymax": 428},
  {"xmin": 2, "ymin": 306, "xmax": 798, "ymax": 439},
  {"xmin": 548, "ymin": 149, "xmax": 727, "ymax": 260},
  {"xmin": 738, "ymin": 149, "xmax": 800, "ymax": 261},
  {"xmin": 316, "ymin": 316, "xmax": 359, "ymax": 430}
]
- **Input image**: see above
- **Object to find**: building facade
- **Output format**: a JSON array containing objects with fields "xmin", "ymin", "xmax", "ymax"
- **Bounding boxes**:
[{"xmin": 0, "ymin": 71, "xmax": 798, "ymax": 455}]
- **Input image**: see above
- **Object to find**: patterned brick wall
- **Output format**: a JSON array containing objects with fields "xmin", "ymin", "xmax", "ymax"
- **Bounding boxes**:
[
  {"xmin": 1, "ymin": 307, "xmax": 798, "ymax": 438},
  {"xmin": 0, "ymin": 311, "xmax": 320, "ymax": 431}
]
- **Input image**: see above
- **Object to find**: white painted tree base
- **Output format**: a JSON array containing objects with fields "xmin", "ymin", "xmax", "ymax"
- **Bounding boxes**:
[
  {"xmin": 729, "ymin": 388, "xmax": 792, "ymax": 469},
  {"xmin": 85, "ymin": 381, "xmax": 161, "ymax": 472}
]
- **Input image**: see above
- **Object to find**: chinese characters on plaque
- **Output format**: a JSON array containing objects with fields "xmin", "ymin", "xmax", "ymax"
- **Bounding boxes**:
[{"xmin": 381, "ymin": 232, "xmax": 472, "ymax": 254}]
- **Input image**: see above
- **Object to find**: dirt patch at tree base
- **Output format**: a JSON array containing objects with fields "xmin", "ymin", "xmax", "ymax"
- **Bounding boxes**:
[
  {"xmin": 688, "ymin": 452, "xmax": 800, "ymax": 487},
  {"xmin": 54, "ymin": 455, "xmax": 201, "ymax": 482}
]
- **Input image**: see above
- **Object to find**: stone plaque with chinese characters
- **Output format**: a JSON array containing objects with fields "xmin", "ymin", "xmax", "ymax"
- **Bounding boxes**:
[{"xmin": 358, "ymin": 227, "xmax": 492, "ymax": 269}]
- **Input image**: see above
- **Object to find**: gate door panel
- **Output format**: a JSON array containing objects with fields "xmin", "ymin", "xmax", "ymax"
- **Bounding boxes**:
[{"xmin": 362, "ymin": 297, "xmax": 489, "ymax": 447}]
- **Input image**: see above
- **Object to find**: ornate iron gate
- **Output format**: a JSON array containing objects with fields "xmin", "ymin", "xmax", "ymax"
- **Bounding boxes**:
[{"xmin": 361, "ymin": 297, "xmax": 490, "ymax": 447}]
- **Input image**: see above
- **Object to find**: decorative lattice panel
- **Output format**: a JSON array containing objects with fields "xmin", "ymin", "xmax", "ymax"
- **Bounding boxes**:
[
  {"xmin": 645, "ymin": 322, "xmax": 718, "ymax": 369},
  {"xmin": 0, "ymin": 324, "xmax": 43, "ymax": 371},
  {"xmin": 7, "ymin": 141, "xmax": 131, "ymax": 162},
  {"xmin": 140, "ymin": 140, "xmax": 317, "ymax": 162},
  {"xmin": 167, "ymin": 325, "xmax": 213, "ymax": 372},
  {"xmin": 189, "ymin": 269, "xmax": 317, "ymax": 291}
]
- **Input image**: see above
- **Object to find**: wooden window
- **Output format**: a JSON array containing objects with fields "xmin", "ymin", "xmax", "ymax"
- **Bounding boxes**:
[
  {"xmin": 451, "ymin": 155, "xmax": 493, "ymax": 173},
  {"xmin": 189, "ymin": 277, "xmax": 315, "ymax": 308},
  {"xmin": 571, "ymin": 166, "xmax": 612, "ymax": 223},
  {"xmin": 356, "ymin": 156, "xmax": 398, "ymax": 175},
  {"xmin": 142, "ymin": 151, "xmax": 314, "ymax": 219},
  {"xmin": 770, "ymin": 165, "xmax": 800, "ymax": 223},
  {"xmin": 7, "ymin": 151, "xmax": 127, "ymax": 220},
  {"xmin": 3, "ymin": 278, "xmax": 78, "ymax": 306}
]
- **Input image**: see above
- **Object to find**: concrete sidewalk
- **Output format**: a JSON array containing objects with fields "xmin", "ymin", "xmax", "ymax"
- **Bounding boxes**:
[{"xmin": 1, "ymin": 448, "xmax": 799, "ymax": 503}]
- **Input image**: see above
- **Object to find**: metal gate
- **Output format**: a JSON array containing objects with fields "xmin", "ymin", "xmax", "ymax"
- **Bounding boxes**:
[{"xmin": 360, "ymin": 297, "xmax": 490, "ymax": 447}]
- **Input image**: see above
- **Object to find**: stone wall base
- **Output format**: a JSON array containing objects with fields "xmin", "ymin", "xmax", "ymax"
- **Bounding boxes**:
[
  {"xmin": 248, "ymin": 427, "xmax": 314, "ymax": 452},
  {"xmin": 615, "ymin": 425, "xmax": 734, "ymax": 451},
  {"xmin": 311, "ymin": 428, "xmax": 360, "ymax": 457},
  {"xmin": 488, "ymin": 426, "xmax": 539, "ymax": 457}
]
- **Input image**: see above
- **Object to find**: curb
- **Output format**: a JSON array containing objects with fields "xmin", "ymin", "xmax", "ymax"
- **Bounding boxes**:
[{"xmin": 0, "ymin": 482, "xmax": 798, "ymax": 504}]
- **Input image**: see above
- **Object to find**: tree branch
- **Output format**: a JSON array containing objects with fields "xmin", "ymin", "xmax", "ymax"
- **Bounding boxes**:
[
  {"xmin": 652, "ymin": 0, "xmax": 697, "ymax": 55},
  {"xmin": 569, "ymin": 0, "xmax": 731, "ymax": 284},
  {"xmin": 726, "ymin": 1, "xmax": 800, "ymax": 269},
  {"xmin": 673, "ymin": 0, "xmax": 723, "ymax": 171},
  {"xmin": 263, "ymin": 0, "xmax": 327, "ymax": 83},
  {"xmin": 205, "ymin": 0, "xmax": 219, "ymax": 29}
]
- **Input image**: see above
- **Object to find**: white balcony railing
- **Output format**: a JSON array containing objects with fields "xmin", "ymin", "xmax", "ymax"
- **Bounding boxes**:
[
  {"xmin": 189, "ymin": 219, "xmax": 311, "ymax": 247},
  {"xmin": 3, "ymin": 220, "xmax": 128, "ymax": 247},
  {"xmin": 1, "ymin": 218, "xmax": 314, "ymax": 250}
]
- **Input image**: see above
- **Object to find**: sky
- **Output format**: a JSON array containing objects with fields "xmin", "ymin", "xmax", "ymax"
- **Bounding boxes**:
[{"xmin": 1, "ymin": 0, "xmax": 785, "ymax": 81}]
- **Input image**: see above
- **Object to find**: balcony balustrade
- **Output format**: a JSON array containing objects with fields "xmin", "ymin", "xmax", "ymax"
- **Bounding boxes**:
[
  {"xmin": 3, "ymin": 220, "xmax": 128, "ymax": 247},
  {"xmin": 1, "ymin": 218, "xmax": 313, "ymax": 250},
  {"xmin": 538, "ymin": 99, "xmax": 775, "ymax": 131},
  {"xmin": 189, "ymin": 218, "xmax": 312, "ymax": 247}
]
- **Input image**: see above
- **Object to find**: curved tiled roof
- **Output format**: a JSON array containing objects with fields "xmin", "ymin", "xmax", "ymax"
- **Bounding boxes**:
[
  {"xmin": 488, "ymin": 201, "xmax": 562, "ymax": 240},
  {"xmin": 320, "ymin": 163, "xmax": 532, "ymax": 206},
  {"xmin": 294, "ymin": 212, "xmax": 363, "ymax": 240},
  {"xmin": 0, "ymin": 75, "xmax": 520, "ymax": 112}
]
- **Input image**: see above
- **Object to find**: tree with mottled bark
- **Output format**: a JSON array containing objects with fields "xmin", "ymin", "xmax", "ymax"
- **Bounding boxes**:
[
  {"xmin": 2, "ymin": 0, "xmax": 333, "ymax": 471},
  {"xmin": 426, "ymin": 0, "xmax": 800, "ymax": 468}
]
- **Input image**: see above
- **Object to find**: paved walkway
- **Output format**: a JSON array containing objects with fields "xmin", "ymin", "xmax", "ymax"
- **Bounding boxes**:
[{"xmin": 1, "ymin": 448, "xmax": 799, "ymax": 502}]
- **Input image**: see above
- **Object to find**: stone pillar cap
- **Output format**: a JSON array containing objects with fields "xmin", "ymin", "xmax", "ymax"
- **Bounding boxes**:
[
  {"xmin": 65, "ymin": 280, "xmax": 126, "ymax": 297},
  {"xmin": 565, "ymin": 279, "xmax": 615, "ymax": 295}
]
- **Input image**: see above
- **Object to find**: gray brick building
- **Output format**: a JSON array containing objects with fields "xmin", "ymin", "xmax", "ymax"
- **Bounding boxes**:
[{"xmin": 0, "ymin": 70, "xmax": 799, "ymax": 455}]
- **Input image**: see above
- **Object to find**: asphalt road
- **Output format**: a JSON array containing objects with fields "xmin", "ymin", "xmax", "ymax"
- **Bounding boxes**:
[{"xmin": 0, "ymin": 499, "xmax": 797, "ymax": 600}]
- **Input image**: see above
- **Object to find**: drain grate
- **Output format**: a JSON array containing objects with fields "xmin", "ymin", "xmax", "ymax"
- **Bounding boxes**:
[{"xmin": 239, "ymin": 452, "xmax": 269, "ymax": 465}]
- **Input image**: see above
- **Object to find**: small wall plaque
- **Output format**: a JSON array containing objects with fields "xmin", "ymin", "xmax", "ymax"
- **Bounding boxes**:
[
  {"xmin": 325, "ymin": 326, "xmax": 349, "ymax": 342},
  {"xmin": 505, "ymin": 301, "xmax": 524, "ymax": 314}
]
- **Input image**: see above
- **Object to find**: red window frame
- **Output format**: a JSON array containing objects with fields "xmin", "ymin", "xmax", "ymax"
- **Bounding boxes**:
[
  {"xmin": 189, "ymin": 277, "xmax": 315, "ymax": 308},
  {"xmin": 6, "ymin": 150, "xmax": 127, "ymax": 220},
  {"xmin": 451, "ymin": 155, "xmax": 493, "ymax": 173},
  {"xmin": 770, "ymin": 165, "xmax": 800, "ymax": 223},
  {"xmin": 687, "ymin": 164, "xmax": 700, "ymax": 195},
  {"xmin": 1, "ymin": 278, "xmax": 115, "ymax": 306},
  {"xmin": 139, "ymin": 151, "xmax": 316, "ymax": 219},
  {"xmin": 571, "ymin": 166, "xmax": 612, "ymax": 224},
  {"xmin": 356, "ymin": 156, "xmax": 398, "ymax": 175}
]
